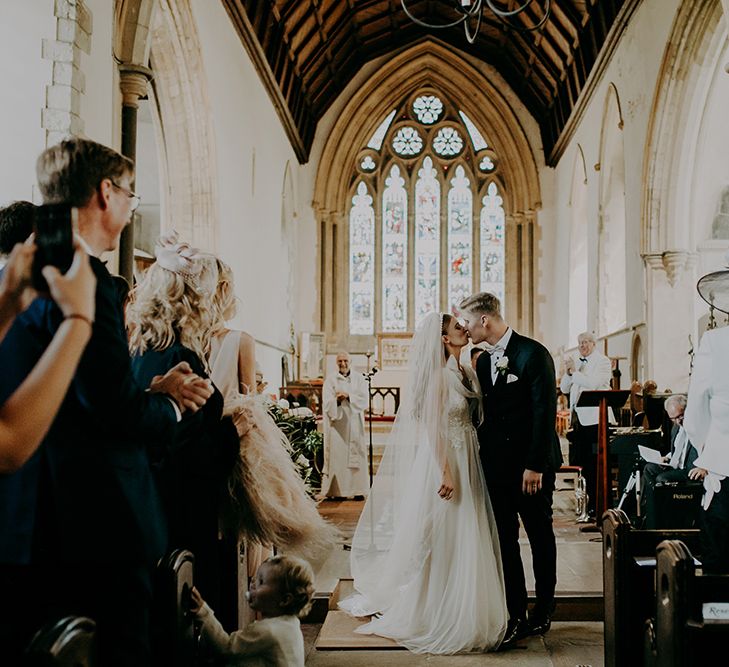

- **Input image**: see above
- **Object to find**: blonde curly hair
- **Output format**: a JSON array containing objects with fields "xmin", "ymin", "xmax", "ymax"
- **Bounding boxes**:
[
  {"xmin": 127, "ymin": 262, "xmax": 215, "ymax": 368},
  {"xmin": 264, "ymin": 555, "xmax": 315, "ymax": 618},
  {"xmin": 210, "ymin": 257, "xmax": 237, "ymax": 335}
]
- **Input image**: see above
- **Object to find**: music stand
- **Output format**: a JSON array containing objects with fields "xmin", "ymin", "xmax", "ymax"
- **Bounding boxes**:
[{"xmin": 576, "ymin": 390, "xmax": 631, "ymax": 524}]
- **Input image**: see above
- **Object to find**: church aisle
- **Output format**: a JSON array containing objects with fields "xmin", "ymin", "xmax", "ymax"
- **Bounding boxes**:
[
  {"xmin": 303, "ymin": 621, "xmax": 603, "ymax": 665},
  {"xmin": 305, "ymin": 470, "xmax": 604, "ymax": 665}
]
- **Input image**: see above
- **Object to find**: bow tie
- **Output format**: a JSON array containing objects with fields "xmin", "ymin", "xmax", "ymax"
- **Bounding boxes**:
[
  {"xmin": 579, "ymin": 357, "xmax": 588, "ymax": 363},
  {"xmin": 488, "ymin": 346, "xmax": 504, "ymax": 356}
]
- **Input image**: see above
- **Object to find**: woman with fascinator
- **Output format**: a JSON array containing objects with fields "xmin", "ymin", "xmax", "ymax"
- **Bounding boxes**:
[
  {"xmin": 125, "ymin": 234, "xmax": 239, "ymax": 611},
  {"xmin": 204, "ymin": 256, "xmax": 339, "ymax": 570},
  {"xmin": 339, "ymin": 312, "xmax": 507, "ymax": 654}
]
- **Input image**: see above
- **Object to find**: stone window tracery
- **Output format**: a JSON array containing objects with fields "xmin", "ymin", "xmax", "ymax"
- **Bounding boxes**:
[{"xmin": 350, "ymin": 90, "xmax": 506, "ymax": 334}]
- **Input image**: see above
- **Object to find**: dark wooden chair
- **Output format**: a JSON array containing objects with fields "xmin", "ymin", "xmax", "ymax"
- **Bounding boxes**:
[
  {"xmin": 602, "ymin": 509, "xmax": 700, "ymax": 667},
  {"xmin": 24, "ymin": 616, "xmax": 96, "ymax": 666},
  {"xmin": 643, "ymin": 539, "xmax": 729, "ymax": 667},
  {"xmin": 154, "ymin": 549, "xmax": 199, "ymax": 667}
]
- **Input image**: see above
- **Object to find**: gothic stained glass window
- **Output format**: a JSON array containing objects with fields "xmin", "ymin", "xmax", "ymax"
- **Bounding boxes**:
[
  {"xmin": 392, "ymin": 126, "xmax": 423, "ymax": 156},
  {"xmin": 348, "ymin": 92, "xmax": 506, "ymax": 335},
  {"xmin": 382, "ymin": 165, "xmax": 408, "ymax": 331},
  {"xmin": 447, "ymin": 166, "xmax": 472, "ymax": 315},
  {"xmin": 480, "ymin": 182, "xmax": 505, "ymax": 305},
  {"xmin": 349, "ymin": 182, "xmax": 375, "ymax": 334},
  {"xmin": 458, "ymin": 110, "xmax": 488, "ymax": 151},
  {"xmin": 433, "ymin": 127, "xmax": 464, "ymax": 157},
  {"xmin": 415, "ymin": 157, "xmax": 440, "ymax": 327},
  {"xmin": 413, "ymin": 95, "xmax": 443, "ymax": 124},
  {"xmin": 367, "ymin": 109, "xmax": 397, "ymax": 150}
]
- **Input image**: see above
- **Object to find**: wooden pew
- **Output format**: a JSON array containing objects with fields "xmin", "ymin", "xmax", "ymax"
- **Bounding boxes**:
[
  {"xmin": 24, "ymin": 616, "xmax": 96, "ymax": 666},
  {"xmin": 643, "ymin": 539, "xmax": 729, "ymax": 667},
  {"xmin": 154, "ymin": 549, "xmax": 199, "ymax": 667},
  {"xmin": 602, "ymin": 509, "xmax": 700, "ymax": 667}
]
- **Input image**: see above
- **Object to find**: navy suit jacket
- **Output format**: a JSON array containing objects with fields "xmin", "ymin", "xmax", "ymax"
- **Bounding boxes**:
[
  {"xmin": 0, "ymin": 256, "xmax": 175, "ymax": 565},
  {"xmin": 131, "ymin": 343, "xmax": 238, "ymax": 546},
  {"xmin": 476, "ymin": 330, "xmax": 562, "ymax": 478}
]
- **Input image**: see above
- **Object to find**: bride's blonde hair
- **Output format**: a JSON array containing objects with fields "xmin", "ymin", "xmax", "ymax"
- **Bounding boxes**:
[
  {"xmin": 211, "ymin": 257, "xmax": 237, "ymax": 335},
  {"xmin": 127, "ymin": 263, "xmax": 215, "ymax": 368}
]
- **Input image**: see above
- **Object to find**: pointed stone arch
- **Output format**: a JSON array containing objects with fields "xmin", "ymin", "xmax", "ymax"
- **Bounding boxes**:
[
  {"xmin": 114, "ymin": 0, "xmax": 157, "ymax": 66},
  {"xmin": 597, "ymin": 83, "xmax": 627, "ymax": 336},
  {"xmin": 314, "ymin": 40, "xmax": 541, "ymax": 345},
  {"xmin": 642, "ymin": 0, "xmax": 724, "ymax": 257},
  {"xmin": 569, "ymin": 144, "xmax": 589, "ymax": 342},
  {"xmin": 640, "ymin": 0, "xmax": 724, "ymax": 389},
  {"xmin": 148, "ymin": 0, "xmax": 218, "ymax": 251}
]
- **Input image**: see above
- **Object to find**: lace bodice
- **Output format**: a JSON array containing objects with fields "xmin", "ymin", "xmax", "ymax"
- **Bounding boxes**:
[{"xmin": 444, "ymin": 356, "xmax": 481, "ymax": 449}]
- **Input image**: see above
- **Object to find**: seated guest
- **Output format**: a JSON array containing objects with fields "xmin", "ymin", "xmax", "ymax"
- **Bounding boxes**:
[
  {"xmin": 0, "ymin": 240, "xmax": 95, "ymax": 472},
  {"xmin": 640, "ymin": 394, "xmax": 698, "ymax": 528},
  {"xmin": 560, "ymin": 332, "xmax": 612, "ymax": 515},
  {"xmin": 191, "ymin": 555, "xmax": 314, "ymax": 667},
  {"xmin": 0, "ymin": 200, "xmax": 35, "ymax": 268},
  {"xmin": 685, "ymin": 326, "xmax": 729, "ymax": 574},
  {"xmin": 0, "ymin": 138, "xmax": 214, "ymax": 667},
  {"xmin": 126, "ymin": 236, "xmax": 238, "ymax": 611}
]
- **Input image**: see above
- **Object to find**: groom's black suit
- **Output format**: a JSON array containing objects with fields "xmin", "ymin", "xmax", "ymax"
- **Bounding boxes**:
[{"xmin": 476, "ymin": 330, "xmax": 562, "ymax": 622}]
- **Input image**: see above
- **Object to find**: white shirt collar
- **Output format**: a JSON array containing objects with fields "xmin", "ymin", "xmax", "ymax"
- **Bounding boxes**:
[{"xmin": 493, "ymin": 327, "xmax": 513, "ymax": 351}]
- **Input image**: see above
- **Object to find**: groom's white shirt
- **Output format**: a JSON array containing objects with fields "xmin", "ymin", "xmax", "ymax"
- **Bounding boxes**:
[{"xmin": 488, "ymin": 327, "xmax": 513, "ymax": 384}]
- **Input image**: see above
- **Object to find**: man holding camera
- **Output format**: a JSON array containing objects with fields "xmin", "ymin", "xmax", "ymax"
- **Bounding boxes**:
[{"xmin": 0, "ymin": 138, "xmax": 213, "ymax": 666}]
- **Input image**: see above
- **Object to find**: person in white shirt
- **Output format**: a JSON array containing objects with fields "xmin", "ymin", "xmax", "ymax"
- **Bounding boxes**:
[
  {"xmin": 192, "ymin": 555, "xmax": 313, "ymax": 666},
  {"xmin": 640, "ymin": 395, "xmax": 698, "ymax": 528},
  {"xmin": 560, "ymin": 332, "xmax": 612, "ymax": 516},
  {"xmin": 684, "ymin": 326, "xmax": 729, "ymax": 574},
  {"xmin": 321, "ymin": 352, "xmax": 370, "ymax": 498}
]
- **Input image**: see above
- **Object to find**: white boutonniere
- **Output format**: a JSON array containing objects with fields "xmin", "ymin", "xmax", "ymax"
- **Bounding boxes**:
[{"xmin": 495, "ymin": 356, "xmax": 509, "ymax": 376}]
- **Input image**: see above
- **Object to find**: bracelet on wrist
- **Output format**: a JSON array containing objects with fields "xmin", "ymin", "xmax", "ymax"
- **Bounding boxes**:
[{"xmin": 64, "ymin": 313, "xmax": 94, "ymax": 328}]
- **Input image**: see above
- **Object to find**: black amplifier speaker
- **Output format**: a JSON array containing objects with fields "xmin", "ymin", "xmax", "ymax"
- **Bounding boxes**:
[{"xmin": 652, "ymin": 480, "xmax": 703, "ymax": 529}]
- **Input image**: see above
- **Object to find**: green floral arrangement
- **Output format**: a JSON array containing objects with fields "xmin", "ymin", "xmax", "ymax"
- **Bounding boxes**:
[{"xmin": 267, "ymin": 402, "xmax": 323, "ymax": 493}]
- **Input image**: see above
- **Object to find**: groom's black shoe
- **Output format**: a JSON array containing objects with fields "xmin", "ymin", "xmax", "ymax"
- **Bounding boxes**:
[
  {"xmin": 526, "ymin": 601, "xmax": 555, "ymax": 636},
  {"xmin": 497, "ymin": 617, "xmax": 528, "ymax": 650}
]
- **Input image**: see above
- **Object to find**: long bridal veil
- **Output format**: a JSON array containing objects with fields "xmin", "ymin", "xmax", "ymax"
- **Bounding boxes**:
[{"xmin": 344, "ymin": 312, "xmax": 454, "ymax": 613}]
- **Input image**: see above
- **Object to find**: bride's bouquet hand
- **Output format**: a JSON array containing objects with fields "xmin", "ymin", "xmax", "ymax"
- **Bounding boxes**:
[{"xmin": 438, "ymin": 466, "xmax": 454, "ymax": 501}]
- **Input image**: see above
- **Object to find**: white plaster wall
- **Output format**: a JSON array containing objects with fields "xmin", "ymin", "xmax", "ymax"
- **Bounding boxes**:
[
  {"xmin": 135, "ymin": 99, "xmax": 161, "ymax": 255},
  {"xmin": 190, "ymin": 0, "xmax": 312, "ymax": 391},
  {"xmin": 79, "ymin": 0, "xmax": 116, "ymax": 148},
  {"xmin": 542, "ymin": 0, "xmax": 683, "ymax": 363},
  {"xmin": 0, "ymin": 1, "xmax": 55, "ymax": 204},
  {"xmin": 687, "ymin": 31, "xmax": 729, "ymax": 346}
]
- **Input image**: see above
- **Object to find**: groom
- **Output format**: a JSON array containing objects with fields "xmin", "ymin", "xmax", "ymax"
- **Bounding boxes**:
[{"xmin": 460, "ymin": 292, "xmax": 562, "ymax": 646}]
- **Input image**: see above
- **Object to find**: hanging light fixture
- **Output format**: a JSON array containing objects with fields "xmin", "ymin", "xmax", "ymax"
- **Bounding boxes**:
[{"xmin": 400, "ymin": 0, "xmax": 552, "ymax": 43}]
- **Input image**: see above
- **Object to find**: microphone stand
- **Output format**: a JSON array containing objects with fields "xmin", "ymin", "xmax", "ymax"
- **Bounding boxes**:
[
  {"xmin": 360, "ymin": 358, "xmax": 379, "ymax": 557},
  {"xmin": 363, "ymin": 365, "xmax": 379, "ymax": 487}
]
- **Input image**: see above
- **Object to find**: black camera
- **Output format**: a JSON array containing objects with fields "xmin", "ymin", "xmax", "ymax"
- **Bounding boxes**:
[{"xmin": 31, "ymin": 204, "xmax": 76, "ymax": 292}]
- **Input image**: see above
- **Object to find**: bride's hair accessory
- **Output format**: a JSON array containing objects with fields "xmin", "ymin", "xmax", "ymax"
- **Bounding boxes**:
[{"xmin": 154, "ymin": 230, "xmax": 204, "ymax": 286}]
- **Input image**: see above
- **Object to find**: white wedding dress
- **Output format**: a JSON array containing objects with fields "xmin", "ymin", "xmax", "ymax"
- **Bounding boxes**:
[{"xmin": 339, "ymin": 340, "xmax": 507, "ymax": 654}]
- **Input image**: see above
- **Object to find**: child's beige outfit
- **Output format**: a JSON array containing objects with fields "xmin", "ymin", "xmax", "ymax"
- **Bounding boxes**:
[{"xmin": 196, "ymin": 603, "xmax": 304, "ymax": 667}]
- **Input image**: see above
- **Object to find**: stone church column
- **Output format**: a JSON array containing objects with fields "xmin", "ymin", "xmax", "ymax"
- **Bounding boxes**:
[
  {"xmin": 505, "ymin": 211, "xmax": 535, "ymax": 336},
  {"xmin": 117, "ymin": 64, "xmax": 152, "ymax": 283},
  {"xmin": 643, "ymin": 251, "xmax": 695, "ymax": 391}
]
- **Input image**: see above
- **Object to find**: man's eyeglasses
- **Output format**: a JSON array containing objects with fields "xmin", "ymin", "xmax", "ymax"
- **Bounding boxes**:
[
  {"xmin": 110, "ymin": 180, "xmax": 141, "ymax": 213},
  {"xmin": 669, "ymin": 413, "xmax": 684, "ymax": 424}
]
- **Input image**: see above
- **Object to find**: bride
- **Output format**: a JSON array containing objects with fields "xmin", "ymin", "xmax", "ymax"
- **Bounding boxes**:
[{"xmin": 339, "ymin": 312, "xmax": 507, "ymax": 654}]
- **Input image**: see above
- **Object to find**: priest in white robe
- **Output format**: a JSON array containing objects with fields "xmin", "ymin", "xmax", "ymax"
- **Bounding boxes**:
[{"xmin": 321, "ymin": 352, "xmax": 369, "ymax": 499}]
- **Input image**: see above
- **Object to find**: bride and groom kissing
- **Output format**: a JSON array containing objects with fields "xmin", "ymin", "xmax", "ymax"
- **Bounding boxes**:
[{"xmin": 340, "ymin": 291, "xmax": 562, "ymax": 654}]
